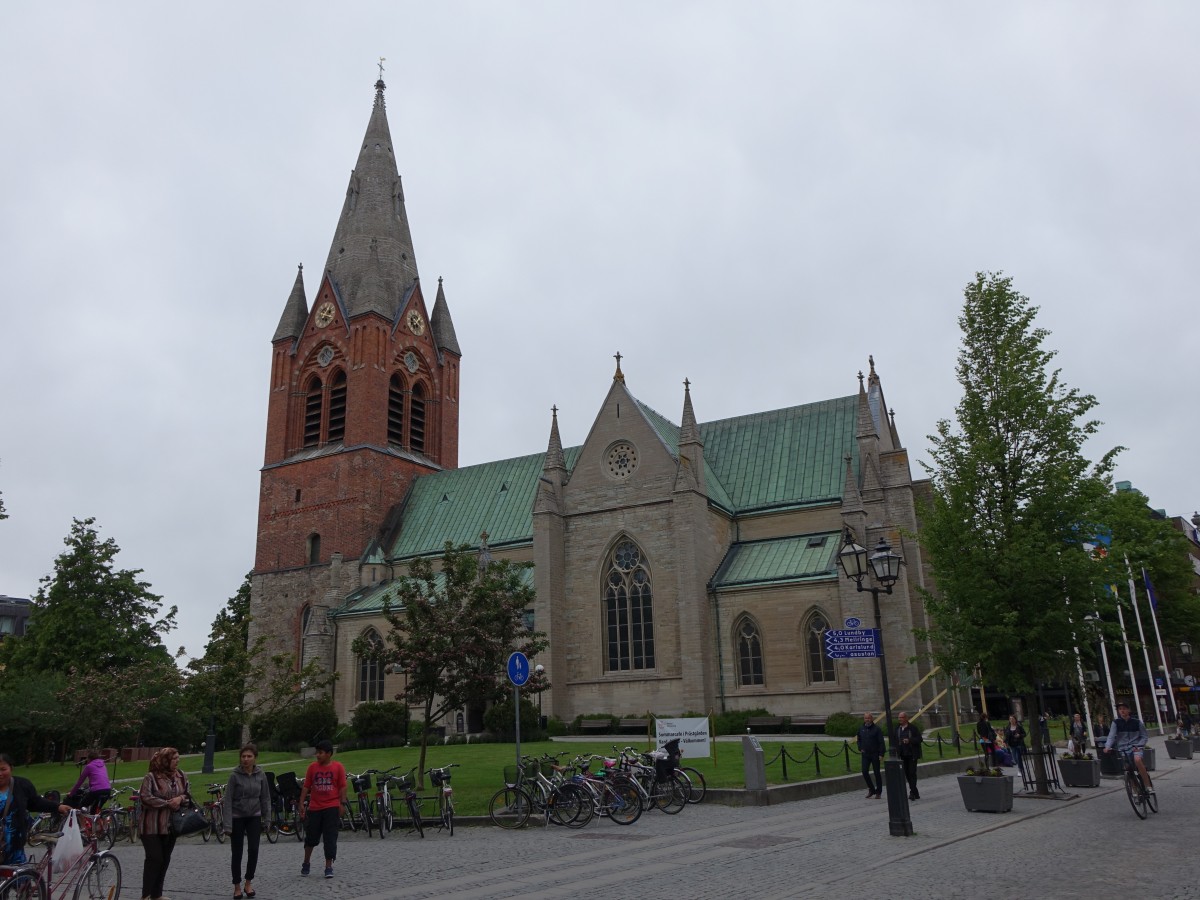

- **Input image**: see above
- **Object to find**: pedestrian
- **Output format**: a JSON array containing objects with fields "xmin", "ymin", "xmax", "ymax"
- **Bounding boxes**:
[
  {"xmin": 0, "ymin": 753, "xmax": 71, "ymax": 865},
  {"xmin": 1069, "ymin": 712, "xmax": 1088, "ymax": 755},
  {"xmin": 138, "ymin": 746, "xmax": 190, "ymax": 900},
  {"xmin": 976, "ymin": 712, "xmax": 997, "ymax": 768},
  {"xmin": 299, "ymin": 739, "xmax": 347, "ymax": 879},
  {"xmin": 856, "ymin": 712, "xmax": 886, "ymax": 799},
  {"xmin": 224, "ymin": 743, "xmax": 271, "ymax": 899},
  {"xmin": 67, "ymin": 748, "xmax": 112, "ymax": 812},
  {"xmin": 1179, "ymin": 710, "xmax": 1193, "ymax": 736},
  {"xmin": 1003, "ymin": 715, "xmax": 1026, "ymax": 773},
  {"xmin": 1093, "ymin": 712, "xmax": 1109, "ymax": 741},
  {"xmin": 895, "ymin": 711, "xmax": 923, "ymax": 800},
  {"xmin": 1038, "ymin": 712, "xmax": 1051, "ymax": 746}
]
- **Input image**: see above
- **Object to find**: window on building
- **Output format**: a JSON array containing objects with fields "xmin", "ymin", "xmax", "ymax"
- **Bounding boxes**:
[
  {"xmin": 387, "ymin": 373, "xmax": 405, "ymax": 445},
  {"xmin": 736, "ymin": 616, "xmax": 764, "ymax": 686},
  {"xmin": 307, "ymin": 533, "xmax": 321, "ymax": 565},
  {"xmin": 603, "ymin": 538, "xmax": 655, "ymax": 671},
  {"xmin": 303, "ymin": 376, "xmax": 323, "ymax": 448},
  {"xmin": 357, "ymin": 629, "xmax": 385, "ymax": 702},
  {"xmin": 327, "ymin": 370, "xmax": 347, "ymax": 442},
  {"xmin": 805, "ymin": 612, "xmax": 836, "ymax": 683},
  {"xmin": 410, "ymin": 383, "xmax": 426, "ymax": 454}
]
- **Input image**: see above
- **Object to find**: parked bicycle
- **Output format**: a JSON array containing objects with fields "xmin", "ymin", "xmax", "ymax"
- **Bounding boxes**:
[
  {"xmin": 270, "ymin": 771, "xmax": 304, "ymax": 842},
  {"xmin": 346, "ymin": 770, "xmax": 375, "ymax": 836},
  {"xmin": 0, "ymin": 813, "xmax": 122, "ymax": 900},
  {"xmin": 423, "ymin": 764, "xmax": 460, "ymax": 835},
  {"xmin": 200, "ymin": 782, "xmax": 226, "ymax": 843}
]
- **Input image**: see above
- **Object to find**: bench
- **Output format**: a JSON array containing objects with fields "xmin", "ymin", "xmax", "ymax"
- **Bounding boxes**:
[
  {"xmin": 790, "ymin": 716, "xmax": 826, "ymax": 735},
  {"xmin": 746, "ymin": 716, "xmax": 787, "ymax": 733},
  {"xmin": 579, "ymin": 719, "xmax": 613, "ymax": 735},
  {"xmin": 618, "ymin": 718, "xmax": 650, "ymax": 734}
]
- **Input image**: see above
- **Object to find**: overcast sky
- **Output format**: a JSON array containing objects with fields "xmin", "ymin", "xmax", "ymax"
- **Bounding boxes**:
[{"xmin": 2, "ymin": 2, "xmax": 1197, "ymax": 663}]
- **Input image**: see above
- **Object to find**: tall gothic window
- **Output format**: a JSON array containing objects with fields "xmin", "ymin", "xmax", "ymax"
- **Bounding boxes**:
[
  {"xmin": 805, "ymin": 612, "xmax": 836, "ymax": 683},
  {"xmin": 387, "ymin": 374, "xmax": 405, "ymax": 445},
  {"xmin": 358, "ymin": 629, "xmax": 385, "ymax": 702},
  {"xmin": 736, "ymin": 616, "xmax": 764, "ymax": 686},
  {"xmin": 410, "ymin": 383, "xmax": 426, "ymax": 454},
  {"xmin": 303, "ymin": 376, "xmax": 323, "ymax": 448},
  {"xmin": 306, "ymin": 533, "xmax": 321, "ymax": 565},
  {"xmin": 604, "ymin": 538, "xmax": 655, "ymax": 671},
  {"xmin": 327, "ymin": 370, "xmax": 347, "ymax": 442}
]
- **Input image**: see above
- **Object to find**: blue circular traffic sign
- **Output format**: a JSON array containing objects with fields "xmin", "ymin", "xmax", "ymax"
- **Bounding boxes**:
[
  {"xmin": 844, "ymin": 617, "xmax": 861, "ymax": 629},
  {"xmin": 507, "ymin": 651, "xmax": 531, "ymax": 686}
]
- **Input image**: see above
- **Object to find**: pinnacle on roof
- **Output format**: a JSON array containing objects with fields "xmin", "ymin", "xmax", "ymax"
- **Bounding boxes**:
[
  {"xmin": 613, "ymin": 351, "xmax": 625, "ymax": 383},
  {"xmin": 272, "ymin": 264, "xmax": 309, "ymax": 342},
  {"xmin": 322, "ymin": 78, "xmax": 419, "ymax": 320},
  {"xmin": 544, "ymin": 405, "xmax": 566, "ymax": 471},
  {"xmin": 679, "ymin": 378, "xmax": 701, "ymax": 446},
  {"xmin": 430, "ymin": 276, "xmax": 461, "ymax": 356}
]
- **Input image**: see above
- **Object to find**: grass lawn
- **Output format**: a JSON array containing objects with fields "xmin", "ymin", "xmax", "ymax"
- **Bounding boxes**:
[{"xmin": 13, "ymin": 731, "xmax": 981, "ymax": 818}]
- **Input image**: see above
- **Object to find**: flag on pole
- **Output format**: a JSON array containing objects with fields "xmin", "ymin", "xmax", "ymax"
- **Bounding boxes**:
[{"xmin": 1141, "ymin": 568, "xmax": 1158, "ymax": 612}]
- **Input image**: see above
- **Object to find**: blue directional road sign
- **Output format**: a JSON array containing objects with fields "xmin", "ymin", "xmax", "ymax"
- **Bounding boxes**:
[
  {"xmin": 824, "ymin": 629, "xmax": 881, "ymax": 659},
  {"xmin": 507, "ymin": 651, "xmax": 531, "ymax": 686}
]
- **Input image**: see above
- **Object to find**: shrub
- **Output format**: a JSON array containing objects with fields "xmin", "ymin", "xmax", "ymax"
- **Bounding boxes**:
[
  {"xmin": 545, "ymin": 716, "xmax": 569, "ymax": 737},
  {"xmin": 273, "ymin": 698, "xmax": 338, "ymax": 746},
  {"xmin": 824, "ymin": 712, "xmax": 861, "ymax": 738},
  {"xmin": 485, "ymin": 697, "xmax": 544, "ymax": 741},
  {"xmin": 351, "ymin": 701, "xmax": 409, "ymax": 740},
  {"xmin": 713, "ymin": 708, "xmax": 772, "ymax": 736}
]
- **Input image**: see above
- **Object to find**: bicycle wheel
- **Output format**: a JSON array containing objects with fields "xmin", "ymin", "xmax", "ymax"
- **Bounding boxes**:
[
  {"xmin": 1145, "ymin": 776, "xmax": 1158, "ymax": 813},
  {"xmin": 378, "ymin": 798, "xmax": 393, "ymax": 838},
  {"xmin": 1125, "ymin": 772, "xmax": 1147, "ymax": 819},
  {"xmin": 263, "ymin": 813, "xmax": 279, "ymax": 844},
  {"xmin": 406, "ymin": 796, "xmax": 425, "ymax": 838},
  {"xmin": 292, "ymin": 809, "xmax": 304, "ymax": 842},
  {"xmin": 488, "ymin": 787, "xmax": 531, "ymax": 829},
  {"xmin": 606, "ymin": 780, "xmax": 643, "ymax": 826},
  {"xmin": 95, "ymin": 812, "xmax": 117, "ymax": 851},
  {"xmin": 681, "ymin": 767, "xmax": 707, "ymax": 803},
  {"xmin": 550, "ymin": 783, "xmax": 594, "ymax": 829},
  {"xmin": 215, "ymin": 814, "xmax": 226, "ymax": 844},
  {"xmin": 73, "ymin": 851, "xmax": 122, "ymax": 900},
  {"xmin": 655, "ymin": 773, "xmax": 688, "ymax": 815},
  {"xmin": 360, "ymin": 800, "xmax": 374, "ymax": 837},
  {"xmin": 0, "ymin": 866, "xmax": 47, "ymax": 900}
]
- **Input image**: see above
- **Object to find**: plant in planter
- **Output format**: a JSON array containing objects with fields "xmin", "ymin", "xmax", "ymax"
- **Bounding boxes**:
[
  {"xmin": 1165, "ymin": 737, "xmax": 1194, "ymax": 760},
  {"xmin": 1058, "ymin": 752, "xmax": 1101, "ymax": 787},
  {"xmin": 957, "ymin": 766, "xmax": 1014, "ymax": 812}
]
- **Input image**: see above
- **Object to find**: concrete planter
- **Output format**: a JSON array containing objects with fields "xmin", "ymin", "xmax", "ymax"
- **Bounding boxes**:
[
  {"xmin": 1192, "ymin": 735, "xmax": 1200, "ymax": 753},
  {"xmin": 1165, "ymin": 739, "xmax": 1194, "ymax": 760},
  {"xmin": 1100, "ymin": 751, "xmax": 1125, "ymax": 776},
  {"xmin": 1058, "ymin": 758, "xmax": 1101, "ymax": 787},
  {"xmin": 957, "ymin": 774, "xmax": 1014, "ymax": 812}
]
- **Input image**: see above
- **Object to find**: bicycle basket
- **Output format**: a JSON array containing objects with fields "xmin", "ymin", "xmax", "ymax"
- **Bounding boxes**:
[
  {"xmin": 351, "ymin": 773, "xmax": 371, "ymax": 792},
  {"xmin": 503, "ymin": 765, "xmax": 522, "ymax": 788},
  {"xmin": 275, "ymin": 771, "xmax": 300, "ymax": 799},
  {"xmin": 430, "ymin": 770, "xmax": 445, "ymax": 787},
  {"xmin": 537, "ymin": 758, "xmax": 559, "ymax": 778},
  {"xmin": 654, "ymin": 757, "xmax": 677, "ymax": 781}
]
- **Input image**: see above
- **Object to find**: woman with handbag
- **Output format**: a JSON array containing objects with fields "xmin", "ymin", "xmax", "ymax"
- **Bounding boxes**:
[
  {"xmin": 223, "ymin": 743, "xmax": 271, "ymax": 899},
  {"xmin": 138, "ymin": 746, "xmax": 190, "ymax": 900}
]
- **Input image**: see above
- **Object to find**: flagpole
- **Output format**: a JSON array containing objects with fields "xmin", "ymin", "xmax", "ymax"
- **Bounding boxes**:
[
  {"xmin": 1095, "ymin": 606, "xmax": 1118, "ymax": 719},
  {"xmin": 1125, "ymin": 557, "xmax": 1164, "ymax": 735},
  {"xmin": 1066, "ymin": 601, "xmax": 1096, "ymax": 751},
  {"xmin": 1113, "ymin": 585, "xmax": 1146, "ymax": 725},
  {"xmin": 1143, "ymin": 568, "xmax": 1180, "ymax": 724}
]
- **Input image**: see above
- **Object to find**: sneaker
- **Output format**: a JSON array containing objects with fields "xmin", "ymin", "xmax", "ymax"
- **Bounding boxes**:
[
  {"xmin": 301, "ymin": 863, "xmax": 310, "ymax": 876},
  {"xmin": 324, "ymin": 867, "xmax": 334, "ymax": 879}
]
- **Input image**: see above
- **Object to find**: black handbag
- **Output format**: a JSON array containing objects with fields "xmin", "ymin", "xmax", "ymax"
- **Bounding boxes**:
[{"xmin": 169, "ymin": 796, "xmax": 208, "ymax": 837}]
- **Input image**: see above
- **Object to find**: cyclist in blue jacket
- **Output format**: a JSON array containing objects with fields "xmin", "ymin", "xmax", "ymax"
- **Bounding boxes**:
[{"xmin": 1104, "ymin": 702, "xmax": 1151, "ymax": 793}]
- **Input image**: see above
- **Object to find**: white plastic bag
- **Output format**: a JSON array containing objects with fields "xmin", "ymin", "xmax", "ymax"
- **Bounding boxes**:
[
  {"xmin": 56, "ymin": 809, "xmax": 86, "ymax": 871},
  {"xmin": 1066, "ymin": 738, "xmax": 1076, "ymax": 755}
]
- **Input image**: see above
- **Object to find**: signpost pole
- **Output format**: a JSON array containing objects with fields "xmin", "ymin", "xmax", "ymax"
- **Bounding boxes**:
[{"xmin": 507, "ymin": 651, "xmax": 531, "ymax": 782}]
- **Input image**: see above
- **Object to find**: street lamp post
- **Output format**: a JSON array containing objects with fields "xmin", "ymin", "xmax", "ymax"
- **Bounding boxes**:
[
  {"xmin": 838, "ymin": 531, "xmax": 913, "ymax": 837},
  {"xmin": 534, "ymin": 664, "xmax": 547, "ymax": 730}
]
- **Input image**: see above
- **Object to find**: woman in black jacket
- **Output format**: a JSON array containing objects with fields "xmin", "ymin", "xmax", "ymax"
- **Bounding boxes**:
[
  {"xmin": 1003, "ymin": 715, "xmax": 1027, "ymax": 773},
  {"xmin": 0, "ymin": 753, "xmax": 70, "ymax": 865}
]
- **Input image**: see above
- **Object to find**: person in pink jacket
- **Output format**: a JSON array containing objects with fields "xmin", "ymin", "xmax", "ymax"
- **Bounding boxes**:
[{"xmin": 68, "ymin": 748, "xmax": 112, "ymax": 812}]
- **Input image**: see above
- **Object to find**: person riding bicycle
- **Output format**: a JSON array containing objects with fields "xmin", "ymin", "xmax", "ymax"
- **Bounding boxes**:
[
  {"xmin": 66, "ymin": 748, "xmax": 112, "ymax": 813},
  {"xmin": 1104, "ymin": 701, "xmax": 1151, "ymax": 793}
]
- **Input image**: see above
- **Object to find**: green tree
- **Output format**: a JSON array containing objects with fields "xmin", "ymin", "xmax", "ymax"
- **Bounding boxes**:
[
  {"xmin": 356, "ymin": 542, "xmax": 548, "ymax": 781},
  {"xmin": 1, "ymin": 517, "xmax": 178, "ymax": 675},
  {"xmin": 918, "ymin": 272, "xmax": 1120, "ymax": 792}
]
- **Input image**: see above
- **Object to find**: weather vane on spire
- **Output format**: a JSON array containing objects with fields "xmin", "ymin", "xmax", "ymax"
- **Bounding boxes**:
[{"xmin": 378, "ymin": 57, "xmax": 386, "ymax": 80}]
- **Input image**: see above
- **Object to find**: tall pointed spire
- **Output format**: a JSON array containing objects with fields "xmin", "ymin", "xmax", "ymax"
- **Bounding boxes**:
[
  {"xmin": 679, "ymin": 378, "xmax": 700, "ymax": 446},
  {"xmin": 323, "ymin": 77, "xmax": 419, "ymax": 320},
  {"xmin": 430, "ymin": 276, "xmax": 461, "ymax": 356},
  {"xmin": 545, "ymin": 405, "xmax": 566, "ymax": 471},
  {"xmin": 272, "ymin": 264, "xmax": 309, "ymax": 342}
]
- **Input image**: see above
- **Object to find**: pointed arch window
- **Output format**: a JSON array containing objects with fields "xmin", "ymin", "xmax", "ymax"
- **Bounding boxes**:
[
  {"xmin": 327, "ymin": 370, "xmax": 347, "ymax": 442},
  {"xmin": 306, "ymin": 533, "xmax": 321, "ymax": 565},
  {"xmin": 357, "ymin": 628, "xmax": 385, "ymax": 702},
  {"xmin": 387, "ymin": 374, "xmax": 405, "ymax": 445},
  {"xmin": 604, "ymin": 538, "xmax": 655, "ymax": 671},
  {"xmin": 303, "ymin": 376, "xmax": 323, "ymax": 448},
  {"xmin": 736, "ymin": 616, "xmax": 764, "ymax": 686},
  {"xmin": 805, "ymin": 612, "xmax": 836, "ymax": 684},
  {"xmin": 410, "ymin": 383, "xmax": 426, "ymax": 454}
]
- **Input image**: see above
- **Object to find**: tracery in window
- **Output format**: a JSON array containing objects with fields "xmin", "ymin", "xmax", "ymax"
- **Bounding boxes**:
[
  {"xmin": 603, "ymin": 538, "xmax": 655, "ymax": 671},
  {"xmin": 736, "ymin": 616, "xmax": 764, "ymax": 686},
  {"xmin": 357, "ymin": 628, "xmax": 384, "ymax": 702},
  {"xmin": 805, "ymin": 612, "xmax": 836, "ymax": 683}
]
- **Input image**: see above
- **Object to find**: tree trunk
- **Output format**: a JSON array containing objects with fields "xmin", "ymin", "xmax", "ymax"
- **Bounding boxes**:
[{"xmin": 1026, "ymin": 693, "xmax": 1052, "ymax": 795}]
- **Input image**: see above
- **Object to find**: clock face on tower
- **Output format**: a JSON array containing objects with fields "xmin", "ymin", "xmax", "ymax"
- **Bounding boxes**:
[
  {"xmin": 407, "ymin": 310, "xmax": 425, "ymax": 336},
  {"xmin": 315, "ymin": 301, "xmax": 335, "ymax": 328}
]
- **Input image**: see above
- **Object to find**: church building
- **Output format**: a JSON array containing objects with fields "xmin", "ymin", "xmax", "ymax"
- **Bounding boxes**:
[{"xmin": 249, "ymin": 79, "xmax": 938, "ymax": 728}]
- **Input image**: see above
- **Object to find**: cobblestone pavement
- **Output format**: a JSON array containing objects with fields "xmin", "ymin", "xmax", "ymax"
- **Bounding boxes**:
[{"xmin": 99, "ymin": 738, "xmax": 1199, "ymax": 900}]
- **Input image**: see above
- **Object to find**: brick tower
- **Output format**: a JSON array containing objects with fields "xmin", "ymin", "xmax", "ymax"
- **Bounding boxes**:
[{"xmin": 249, "ymin": 77, "xmax": 461, "ymax": 673}]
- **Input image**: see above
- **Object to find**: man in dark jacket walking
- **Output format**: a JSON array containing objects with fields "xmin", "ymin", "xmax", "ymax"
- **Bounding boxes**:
[
  {"xmin": 857, "ymin": 712, "xmax": 886, "ymax": 799},
  {"xmin": 895, "ymin": 711, "xmax": 923, "ymax": 800}
]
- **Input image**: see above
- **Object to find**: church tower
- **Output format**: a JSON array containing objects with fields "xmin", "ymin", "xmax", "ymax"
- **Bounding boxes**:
[{"xmin": 250, "ymin": 77, "xmax": 461, "ymax": 672}]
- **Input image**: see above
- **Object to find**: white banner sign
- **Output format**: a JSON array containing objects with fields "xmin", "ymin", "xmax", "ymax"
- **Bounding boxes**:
[{"xmin": 655, "ymin": 716, "xmax": 711, "ymax": 758}]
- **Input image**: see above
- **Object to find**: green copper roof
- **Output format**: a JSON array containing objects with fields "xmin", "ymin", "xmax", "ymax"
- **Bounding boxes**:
[
  {"xmin": 701, "ymin": 396, "xmax": 858, "ymax": 513},
  {"xmin": 382, "ymin": 393, "xmax": 858, "ymax": 562},
  {"xmin": 331, "ymin": 565, "xmax": 536, "ymax": 618},
  {"xmin": 710, "ymin": 532, "xmax": 841, "ymax": 589}
]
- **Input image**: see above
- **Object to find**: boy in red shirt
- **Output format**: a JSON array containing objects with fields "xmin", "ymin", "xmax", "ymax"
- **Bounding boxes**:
[{"xmin": 298, "ymin": 739, "xmax": 347, "ymax": 878}]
